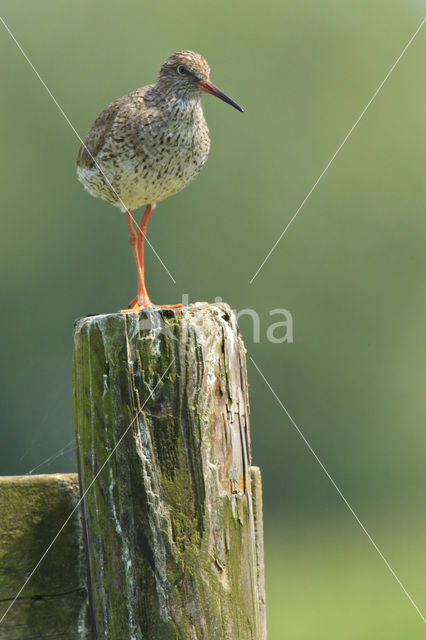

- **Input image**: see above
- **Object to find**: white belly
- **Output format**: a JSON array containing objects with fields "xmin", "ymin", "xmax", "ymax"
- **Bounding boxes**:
[{"xmin": 77, "ymin": 113, "xmax": 211, "ymax": 211}]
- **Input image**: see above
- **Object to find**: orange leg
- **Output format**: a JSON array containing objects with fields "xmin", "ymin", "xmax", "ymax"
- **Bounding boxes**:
[
  {"xmin": 121, "ymin": 205, "xmax": 183, "ymax": 312},
  {"xmin": 124, "ymin": 207, "xmax": 152, "ymax": 310},
  {"xmin": 136, "ymin": 203, "xmax": 152, "ymax": 304}
]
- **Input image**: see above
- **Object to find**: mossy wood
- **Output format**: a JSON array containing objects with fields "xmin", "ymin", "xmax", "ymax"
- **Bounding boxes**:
[
  {"xmin": 0, "ymin": 474, "xmax": 89, "ymax": 639},
  {"xmin": 73, "ymin": 303, "xmax": 266, "ymax": 640}
]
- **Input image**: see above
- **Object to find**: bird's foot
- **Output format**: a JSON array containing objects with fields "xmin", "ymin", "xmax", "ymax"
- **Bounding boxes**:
[
  {"xmin": 120, "ymin": 298, "xmax": 183, "ymax": 313},
  {"xmin": 120, "ymin": 296, "xmax": 150, "ymax": 313}
]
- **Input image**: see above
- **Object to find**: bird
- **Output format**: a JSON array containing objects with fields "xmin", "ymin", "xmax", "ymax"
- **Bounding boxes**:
[{"xmin": 76, "ymin": 50, "xmax": 243, "ymax": 311}]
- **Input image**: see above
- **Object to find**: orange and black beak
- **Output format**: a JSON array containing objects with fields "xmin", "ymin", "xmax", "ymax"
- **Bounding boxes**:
[{"xmin": 199, "ymin": 80, "xmax": 244, "ymax": 112}]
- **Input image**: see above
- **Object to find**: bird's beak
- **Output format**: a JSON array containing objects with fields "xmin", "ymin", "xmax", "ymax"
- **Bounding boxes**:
[{"xmin": 198, "ymin": 80, "xmax": 244, "ymax": 112}]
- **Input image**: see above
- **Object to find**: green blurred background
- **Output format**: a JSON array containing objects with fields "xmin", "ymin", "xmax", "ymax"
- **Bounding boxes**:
[{"xmin": 1, "ymin": 0, "xmax": 425, "ymax": 636}]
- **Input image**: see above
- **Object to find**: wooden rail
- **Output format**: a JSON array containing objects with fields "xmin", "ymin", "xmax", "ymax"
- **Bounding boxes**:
[{"xmin": 0, "ymin": 474, "xmax": 89, "ymax": 639}]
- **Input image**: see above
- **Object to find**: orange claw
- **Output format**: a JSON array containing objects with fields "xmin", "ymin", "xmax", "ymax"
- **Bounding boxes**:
[{"xmin": 120, "ymin": 301, "xmax": 183, "ymax": 313}]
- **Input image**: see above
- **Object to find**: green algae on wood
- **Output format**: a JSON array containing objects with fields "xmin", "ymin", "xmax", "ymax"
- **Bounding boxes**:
[
  {"xmin": 0, "ymin": 473, "xmax": 89, "ymax": 639},
  {"xmin": 73, "ymin": 302, "xmax": 266, "ymax": 639}
]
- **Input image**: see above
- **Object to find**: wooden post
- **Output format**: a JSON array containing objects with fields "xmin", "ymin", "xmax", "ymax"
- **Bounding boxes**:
[
  {"xmin": 0, "ymin": 474, "xmax": 89, "ymax": 639},
  {"xmin": 73, "ymin": 302, "xmax": 266, "ymax": 640}
]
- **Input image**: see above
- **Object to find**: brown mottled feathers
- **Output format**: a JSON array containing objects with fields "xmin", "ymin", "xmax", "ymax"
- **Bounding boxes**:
[
  {"xmin": 76, "ymin": 51, "xmax": 218, "ymax": 211},
  {"xmin": 77, "ymin": 95, "xmax": 128, "ymax": 169}
]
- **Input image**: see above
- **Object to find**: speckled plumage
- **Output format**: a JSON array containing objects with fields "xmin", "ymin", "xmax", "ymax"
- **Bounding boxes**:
[
  {"xmin": 76, "ymin": 50, "xmax": 242, "ymax": 309},
  {"xmin": 77, "ymin": 51, "xmax": 213, "ymax": 211}
]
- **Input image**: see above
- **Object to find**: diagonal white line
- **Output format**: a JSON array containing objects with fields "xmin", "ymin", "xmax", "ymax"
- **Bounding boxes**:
[
  {"xmin": 0, "ymin": 15, "xmax": 176, "ymax": 284},
  {"xmin": 25, "ymin": 439, "xmax": 76, "ymax": 475},
  {"xmin": 0, "ymin": 357, "xmax": 175, "ymax": 626},
  {"xmin": 249, "ymin": 17, "xmax": 426, "ymax": 284},
  {"xmin": 249, "ymin": 355, "xmax": 426, "ymax": 624}
]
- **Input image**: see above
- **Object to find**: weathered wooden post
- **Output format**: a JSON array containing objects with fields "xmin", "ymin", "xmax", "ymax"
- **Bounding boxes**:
[{"xmin": 73, "ymin": 302, "xmax": 266, "ymax": 639}]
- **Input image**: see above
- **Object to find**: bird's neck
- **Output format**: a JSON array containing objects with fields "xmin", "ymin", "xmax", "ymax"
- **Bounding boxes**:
[{"xmin": 150, "ymin": 86, "xmax": 203, "ymax": 119}]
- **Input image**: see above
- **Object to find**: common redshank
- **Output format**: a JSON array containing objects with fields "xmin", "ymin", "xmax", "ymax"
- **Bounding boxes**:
[{"xmin": 76, "ymin": 50, "xmax": 243, "ymax": 311}]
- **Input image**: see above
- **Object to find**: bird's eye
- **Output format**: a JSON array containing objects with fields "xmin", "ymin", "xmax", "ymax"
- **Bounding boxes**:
[{"xmin": 177, "ymin": 65, "xmax": 188, "ymax": 76}]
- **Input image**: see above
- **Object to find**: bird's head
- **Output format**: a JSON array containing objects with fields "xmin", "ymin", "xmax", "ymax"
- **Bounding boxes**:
[{"xmin": 157, "ymin": 50, "xmax": 243, "ymax": 112}]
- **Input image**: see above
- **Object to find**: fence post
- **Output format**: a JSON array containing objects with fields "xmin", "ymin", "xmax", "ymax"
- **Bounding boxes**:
[{"xmin": 73, "ymin": 302, "xmax": 266, "ymax": 639}]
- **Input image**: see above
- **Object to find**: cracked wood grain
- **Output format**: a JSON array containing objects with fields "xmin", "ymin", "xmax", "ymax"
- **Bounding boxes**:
[{"xmin": 73, "ymin": 302, "xmax": 266, "ymax": 640}]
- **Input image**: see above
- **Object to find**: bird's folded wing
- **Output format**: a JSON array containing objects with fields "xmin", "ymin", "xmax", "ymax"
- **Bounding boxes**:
[{"xmin": 76, "ymin": 96, "xmax": 127, "ymax": 169}]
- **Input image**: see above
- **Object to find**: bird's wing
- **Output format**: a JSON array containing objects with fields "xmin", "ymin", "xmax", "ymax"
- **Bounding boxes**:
[{"xmin": 76, "ymin": 96, "xmax": 127, "ymax": 169}]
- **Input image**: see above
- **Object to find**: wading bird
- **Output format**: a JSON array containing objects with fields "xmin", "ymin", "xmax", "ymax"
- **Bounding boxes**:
[{"xmin": 76, "ymin": 50, "xmax": 243, "ymax": 311}]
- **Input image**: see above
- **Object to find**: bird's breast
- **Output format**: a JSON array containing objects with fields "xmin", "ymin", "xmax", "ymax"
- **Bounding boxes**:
[
  {"xmin": 140, "ymin": 101, "xmax": 210, "ymax": 171},
  {"xmin": 125, "ymin": 101, "xmax": 210, "ymax": 203},
  {"xmin": 80, "ymin": 96, "xmax": 211, "ymax": 210}
]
